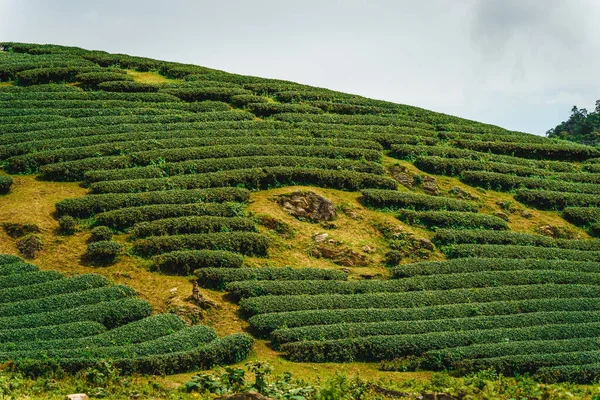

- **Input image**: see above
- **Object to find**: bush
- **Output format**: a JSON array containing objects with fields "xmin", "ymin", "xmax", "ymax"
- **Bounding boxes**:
[
  {"xmin": 197, "ymin": 267, "xmax": 347, "ymax": 290},
  {"xmin": 56, "ymin": 187, "xmax": 250, "ymax": 218},
  {"xmin": 58, "ymin": 215, "xmax": 76, "ymax": 235},
  {"xmin": 75, "ymin": 71, "xmax": 133, "ymax": 86},
  {"xmin": 133, "ymin": 232, "xmax": 269, "ymax": 257},
  {"xmin": 0, "ymin": 176, "xmax": 13, "ymax": 194},
  {"xmin": 85, "ymin": 241, "xmax": 122, "ymax": 263},
  {"xmin": 132, "ymin": 216, "xmax": 256, "ymax": 238},
  {"xmin": 397, "ymin": 210, "xmax": 509, "ymax": 230},
  {"xmin": 361, "ymin": 189, "xmax": 478, "ymax": 212},
  {"xmin": 432, "ymin": 229, "xmax": 600, "ymax": 251},
  {"xmin": 515, "ymin": 189, "xmax": 600, "ymax": 210},
  {"xmin": 152, "ymin": 250, "xmax": 244, "ymax": 275},
  {"xmin": 2, "ymin": 222, "xmax": 39, "ymax": 238},
  {"xmin": 454, "ymin": 139, "xmax": 600, "ymax": 161},
  {"xmin": 443, "ymin": 244, "xmax": 600, "ymax": 261},
  {"xmin": 95, "ymin": 202, "xmax": 245, "ymax": 231},
  {"xmin": 161, "ymin": 87, "xmax": 250, "ymax": 102},
  {"xmin": 239, "ymin": 284, "xmax": 600, "ymax": 316},
  {"xmin": 16, "ymin": 234, "xmax": 42, "ymax": 259},
  {"xmin": 0, "ymin": 321, "xmax": 107, "ymax": 343},
  {"xmin": 90, "ymin": 226, "xmax": 112, "ymax": 242},
  {"xmin": 230, "ymin": 94, "xmax": 269, "ymax": 107},
  {"xmin": 563, "ymin": 207, "xmax": 600, "ymax": 227},
  {"xmin": 97, "ymin": 80, "xmax": 159, "ymax": 92},
  {"xmin": 248, "ymin": 297, "xmax": 600, "ymax": 336},
  {"xmin": 245, "ymin": 102, "xmax": 323, "ymax": 116}
]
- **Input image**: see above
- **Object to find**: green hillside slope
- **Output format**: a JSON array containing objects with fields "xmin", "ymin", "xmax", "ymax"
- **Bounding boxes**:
[{"xmin": 1, "ymin": 42, "xmax": 600, "ymax": 387}]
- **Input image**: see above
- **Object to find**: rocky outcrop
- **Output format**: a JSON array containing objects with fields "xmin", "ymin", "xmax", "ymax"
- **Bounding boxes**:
[{"xmin": 276, "ymin": 191, "xmax": 336, "ymax": 222}]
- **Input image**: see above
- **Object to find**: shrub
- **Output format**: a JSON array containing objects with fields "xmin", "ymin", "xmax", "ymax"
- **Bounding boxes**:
[
  {"xmin": 454, "ymin": 139, "xmax": 600, "ymax": 161},
  {"xmin": 245, "ymin": 102, "xmax": 323, "ymax": 117},
  {"xmin": 563, "ymin": 207, "xmax": 600, "ymax": 227},
  {"xmin": 56, "ymin": 187, "xmax": 250, "ymax": 218},
  {"xmin": 432, "ymin": 229, "xmax": 600, "ymax": 251},
  {"xmin": 2, "ymin": 222, "xmax": 39, "ymax": 238},
  {"xmin": 230, "ymin": 94, "xmax": 269, "ymax": 107},
  {"xmin": 85, "ymin": 241, "xmax": 122, "ymax": 263},
  {"xmin": 133, "ymin": 232, "xmax": 269, "ymax": 257},
  {"xmin": 152, "ymin": 250, "xmax": 244, "ymax": 275},
  {"xmin": 0, "ymin": 321, "xmax": 106, "ymax": 343},
  {"xmin": 75, "ymin": 71, "xmax": 133, "ymax": 86},
  {"xmin": 90, "ymin": 226, "xmax": 112, "ymax": 242},
  {"xmin": 0, "ymin": 176, "xmax": 13, "ymax": 194},
  {"xmin": 132, "ymin": 216, "xmax": 256, "ymax": 238},
  {"xmin": 16, "ymin": 234, "xmax": 42, "ymax": 259},
  {"xmin": 515, "ymin": 189, "xmax": 600, "ymax": 210},
  {"xmin": 97, "ymin": 80, "xmax": 159, "ymax": 92},
  {"xmin": 442, "ymin": 244, "xmax": 600, "ymax": 261},
  {"xmin": 58, "ymin": 215, "xmax": 76, "ymax": 235},
  {"xmin": 397, "ymin": 210, "xmax": 509, "ymax": 230},
  {"xmin": 361, "ymin": 189, "xmax": 478, "ymax": 212},
  {"xmin": 196, "ymin": 267, "xmax": 347, "ymax": 290},
  {"xmin": 161, "ymin": 87, "xmax": 250, "ymax": 102}
]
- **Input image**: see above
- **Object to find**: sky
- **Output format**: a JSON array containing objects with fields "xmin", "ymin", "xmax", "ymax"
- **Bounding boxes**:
[{"xmin": 1, "ymin": 0, "xmax": 599, "ymax": 135}]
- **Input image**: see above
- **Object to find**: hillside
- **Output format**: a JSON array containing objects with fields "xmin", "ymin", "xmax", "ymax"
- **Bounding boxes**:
[{"xmin": 1, "ymin": 42, "xmax": 600, "ymax": 398}]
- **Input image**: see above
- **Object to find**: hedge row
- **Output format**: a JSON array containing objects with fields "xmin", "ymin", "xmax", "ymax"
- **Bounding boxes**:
[
  {"xmin": 0, "ymin": 321, "xmax": 106, "ymax": 343},
  {"xmin": 133, "ymin": 232, "xmax": 270, "ymax": 257},
  {"xmin": 454, "ymin": 139, "xmax": 600, "ymax": 161},
  {"xmin": 228, "ymin": 270, "xmax": 600, "ymax": 300},
  {"xmin": 392, "ymin": 258, "xmax": 600, "ymax": 278},
  {"xmin": 535, "ymin": 363, "xmax": 600, "ymax": 384},
  {"xmin": 442, "ymin": 244, "xmax": 600, "ymax": 261},
  {"xmin": 0, "ymin": 270, "xmax": 63, "ymax": 289},
  {"xmin": 89, "ymin": 167, "xmax": 398, "ymax": 194},
  {"xmin": 273, "ymin": 112, "xmax": 434, "ymax": 130},
  {"xmin": 0, "ymin": 262, "xmax": 38, "ymax": 276},
  {"xmin": 563, "ymin": 207, "xmax": 600, "ymax": 227},
  {"xmin": 152, "ymin": 250, "xmax": 244, "ymax": 275},
  {"xmin": 271, "ymin": 310, "xmax": 600, "ymax": 346},
  {"xmin": 453, "ymin": 350, "xmax": 600, "ymax": 376},
  {"xmin": 16, "ymin": 66, "xmax": 102, "ymax": 85},
  {"xmin": 83, "ymin": 156, "xmax": 386, "ymax": 182},
  {"xmin": 11, "ymin": 332, "xmax": 254, "ymax": 376},
  {"xmin": 361, "ymin": 189, "xmax": 479, "ymax": 212},
  {"xmin": 0, "ymin": 91, "xmax": 179, "ymax": 102},
  {"xmin": 197, "ymin": 267, "xmax": 347, "ymax": 290},
  {"xmin": 0, "ymin": 274, "xmax": 109, "ymax": 304},
  {"xmin": 0, "ymin": 176, "xmax": 13, "ymax": 194},
  {"xmin": 160, "ymin": 87, "xmax": 250, "ymax": 102},
  {"xmin": 390, "ymin": 144, "xmax": 578, "ymax": 172},
  {"xmin": 239, "ymin": 284, "xmax": 600, "ymax": 316},
  {"xmin": 56, "ymin": 187, "xmax": 249, "ymax": 218},
  {"xmin": 75, "ymin": 71, "xmax": 132, "ymax": 86},
  {"xmin": 0, "ymin": 285, "xmax": 136, "ymax": 318},
  {"xmin": 246, "ymin": 102, "xmax": 323, "ymax": 116},
  {"xmin": 132, "ymin": 216, "xmax": 255, "ymax": 238},
  {"xmin": 248, "ymin": 297, "xmax": 600, "ymax": 336},
  {"xmin": 432, "ymin": 229, "xmax": 600, "ymax": 251},
  {"xmin": 397, "ymin": 210, "xmax": 509, "ymax": 230},
  {"xmin": 0, "ymin": 298, "xmax": 152, "ymax": 330},
  {"xmin": 0, "ymin": 324, "xmax": 217, "ymax": 361},
  {"xmin": 425, "ymin": 337, "xmax": 600, "ymax": 370},
  {"xmin": 280, "ymin": 321, "xmax": 600, "ymax": 363},
  {"xmin": 7, "ymin": 314, "xmax": 186, "ymax": 352},
  {"xmin": 461, "ymin": 170, "xmax": 600, "ymax": 195},
  {"xmin": 95, "ymin": 202, "xmax": 245, "ymax": 231},
  {"xmin": 97, "ymin": 80, "xmax": 159, "ymax": 92},
  {"xmin": 515, "ymin": 189, "xmax": 600, "ymax": 210},
  {"xmin": 0, "ymin": 255, "xmax": 22, "ymax": 265}
]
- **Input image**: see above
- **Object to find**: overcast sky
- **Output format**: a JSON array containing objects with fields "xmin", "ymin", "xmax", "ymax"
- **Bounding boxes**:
[{"xmin": 1, "ymin": 0, "xmax": 599, "ymax": 135}]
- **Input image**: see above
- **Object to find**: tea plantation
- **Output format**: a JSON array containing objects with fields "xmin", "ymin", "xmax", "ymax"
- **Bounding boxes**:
[{"xmin": 1, "ymin": 42, "xmax": 600, "ymax": 387}]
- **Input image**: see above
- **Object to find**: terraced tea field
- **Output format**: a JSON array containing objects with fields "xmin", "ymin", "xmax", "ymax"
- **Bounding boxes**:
[{"xmin": 1, "ymin": 42, "xmax": 600, "ymax": 387}]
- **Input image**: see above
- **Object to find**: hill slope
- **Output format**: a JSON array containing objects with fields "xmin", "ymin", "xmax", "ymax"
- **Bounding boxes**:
[{"xmin": 1, "ymin": 42, "xmax": 600, "ymax": 386}]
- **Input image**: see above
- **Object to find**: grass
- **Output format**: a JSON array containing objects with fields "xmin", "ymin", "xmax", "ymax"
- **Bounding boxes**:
[{"xmin": 126, "ymin": 69, "xmax": 178, "ymax": 84}]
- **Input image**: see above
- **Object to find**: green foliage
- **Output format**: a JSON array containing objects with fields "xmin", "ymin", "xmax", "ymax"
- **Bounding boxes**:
[
  {"xmin": 152, "ymin": 250, "xmax": 244, "ymax": 275},
  {"xmin": 547, "ymin": 103, "xmax": 600, "ymax": 145},
  {"xmin": 97, "ymin": 80, "xmax": 159, "ymax": 92},
  {"xmin": 361, "ymin": 189, "xmax": 479, "ymax": 211},
  {"xmin": 1, "ymin": 222, "xmax": 39, "ymax": 238},
  {"xmin": 197, "ymin": 267, "xmax": 347, "ymax": 290},
  {"xmin": 85, "ymin": 241, "xmax": 123, "ymax": 263},
  {"xmin": 397, "ymin": 210, "xmax": 509, "ymax": 230},
  {"xmin": 442, "ymin": 244, "xmax": 600, "ymax": 261},
  {"xmin": 75, "ymin": 71, "xmax": 132, "ymax": 86},
  {"xmin": 0, "ymin": 176, "xmax": 13, "ymax": 194},
  {"xmin": 132, "ymin": 216, "xmax": 256, "ymax": 238},
  {"xmin": 56, "ymin": 187, "xmax": 249, "ymax": 218},
  {"xmin": 58, "ymin": 215, "xmax": 76, "ymax": 234},
  {"xmin": 515, "ymin": 189, "xmax": 600, "ymax": 210},
  {"xmin": 90, "ymin": 225, "xmax": 112, "ymax": 242},
  {"xmin": 133, "ymin": 232, "xmax": 269, "ymax": 257}
]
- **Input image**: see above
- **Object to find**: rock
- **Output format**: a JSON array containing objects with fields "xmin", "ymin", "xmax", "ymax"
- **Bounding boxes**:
[
  {"xmin": 360, "ymin": 273, "xmax": 382, "ymax": 279},
  {"xmin": 311, "ymin": 242, "xmax": 369, "ymax": 266},
  {"xmin": 537, "ymin": 225, "xmax": 576, "ymax": 239},
  {"xmin": 190, "ymin": 282, "xmax": 219, "ymax": 310},
  {"xmin": 313, "ymin": 233, "xmax": 329, "ymax": 243},
  {"xmin": 216, "ymin": 393, "xmax": 273, "ymax": 400},
  {"xmin": 521, "ymin": 210, "xmax": 533, "ymax": 219},
  {"xmin": 66, "ymin": 395, "xmax": 89, "ymax": 400},
  {"xmin": 421, "ymin": 176, "xmax": 440, "ymax": 196},
  {"xmin": 362, "ymin": 245, "xmax": 374, "ymax": 253},
  {"xmin": 276, "ymin": 191, "xmax": 336, "ymax": 222},
  {"xmin": 493, "ymin": 211, "xmax": 510, "ymax": 221},
  {"xmin": 394, "ymin": 173, "xmax": 414, "ymax": 188},
  {"xmin": 418, "ymin": 238, "xmax": 435, "ymax": 251},
  {"xmin": 449, "ymin": 186, "xmax": 478, "ymax": 200}
]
